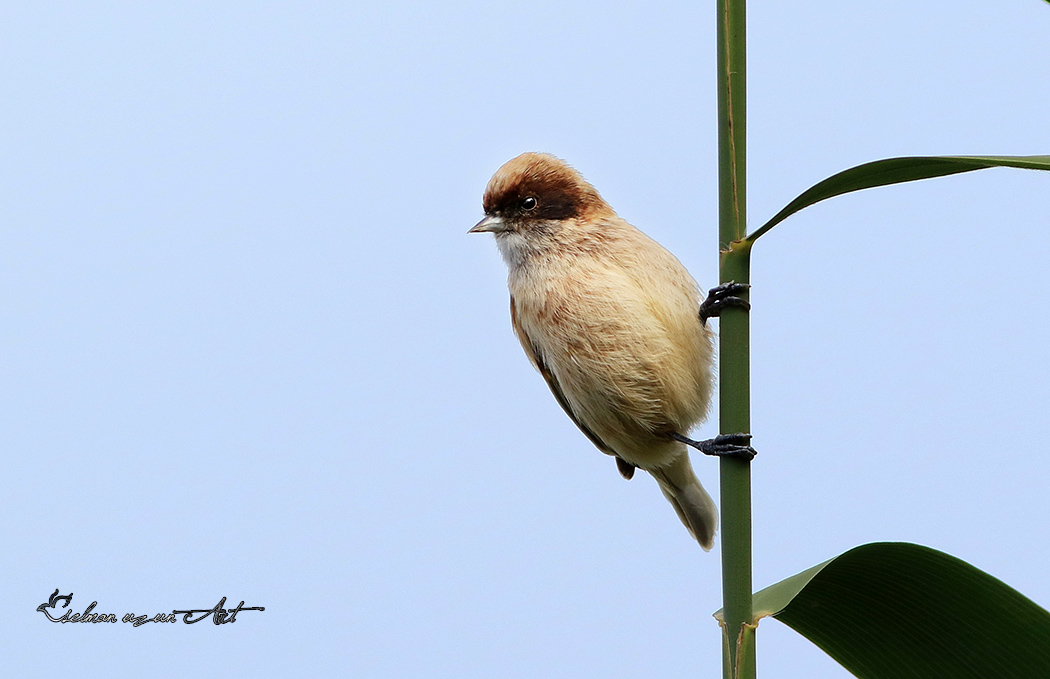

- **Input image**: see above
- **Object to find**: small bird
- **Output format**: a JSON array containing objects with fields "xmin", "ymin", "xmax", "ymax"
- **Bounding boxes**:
[{"xmin": 470, "ymin": 152, "xmax": 753, "ymax": 549}]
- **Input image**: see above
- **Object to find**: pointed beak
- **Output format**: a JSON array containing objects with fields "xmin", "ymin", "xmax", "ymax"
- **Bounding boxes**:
[{"xmin": 468, "ymin": 214, "xmax": 506, "ymax": 234}]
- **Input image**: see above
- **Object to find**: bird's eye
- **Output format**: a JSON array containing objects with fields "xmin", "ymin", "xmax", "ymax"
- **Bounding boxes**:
[{"xmin": 521, "ymin": 196, "xmax": 538, "ymax": 211}]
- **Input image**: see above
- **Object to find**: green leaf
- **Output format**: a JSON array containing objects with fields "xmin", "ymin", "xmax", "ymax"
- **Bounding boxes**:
[
  {"xmin": 743, "ymin": 542, "xmax": 1050, "ymax": 679},
  {"xmin": 746, "ymin": 155, "xmax": 1050, "ymax": 243}
]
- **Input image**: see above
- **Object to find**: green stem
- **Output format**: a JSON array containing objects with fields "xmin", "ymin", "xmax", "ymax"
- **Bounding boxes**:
[
  {"xmin": 716, "ymin": 0, "xmax": 754, "ymax": 676},
  {"xmin": 718, "ymin": 243, "xmax": 753, "ymax": 679}
]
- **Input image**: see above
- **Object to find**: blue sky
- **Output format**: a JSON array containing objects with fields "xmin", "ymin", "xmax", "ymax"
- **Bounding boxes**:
[{"xmin": 3, "ymin": 1, "xmax": 1048, "ymax": 676}]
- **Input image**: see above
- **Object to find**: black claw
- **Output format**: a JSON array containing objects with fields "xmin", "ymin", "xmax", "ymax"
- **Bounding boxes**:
[
  {"xmin": 672, "ymin": 432, "xmax": 757, "ymax": 461},
  {"xmin": 709, "ymin": 281, "xmax": 750, "ymax": 297},
  {"xmin": 699, "ymin": 281, "xmax": 751, "ymax": 326},
  {"xmin": 709, "ymin": 432, "xmax": 752, "ymax": 446}
]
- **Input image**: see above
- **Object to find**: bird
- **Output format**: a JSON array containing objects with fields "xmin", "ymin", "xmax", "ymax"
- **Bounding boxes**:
[{"xmin": 469, "ymin": 152, "xmax": 753, "ymax": 550}]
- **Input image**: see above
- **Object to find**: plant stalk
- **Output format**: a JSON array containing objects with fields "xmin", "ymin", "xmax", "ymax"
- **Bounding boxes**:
[{"xmin": 716, "ymin": 0, "xmax": 754, "ymax": 676}]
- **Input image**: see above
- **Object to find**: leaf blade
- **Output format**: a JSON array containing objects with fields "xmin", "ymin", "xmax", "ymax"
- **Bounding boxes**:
[
  {"xmin": 747, "ymin": 155, "xmax": 1050, "ymax": 243},
  {"xmin": 743, "ymin": 542, "xmax": 1050, "ymax": 679}
]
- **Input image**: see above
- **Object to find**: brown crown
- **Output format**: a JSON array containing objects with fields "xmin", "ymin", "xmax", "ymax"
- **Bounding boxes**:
[{"xmin": 483, "ymin": 153, "xmax": 611, "ymax": 222}]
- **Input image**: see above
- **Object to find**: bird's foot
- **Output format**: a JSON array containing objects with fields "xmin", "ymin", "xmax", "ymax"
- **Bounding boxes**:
[
  {"xmin": 672, "ymin": 432, "xmax": 757, "ymax": 461},
  {"xmin": 699, "ymin": 281, "xmax": 750, "ymax": 326}
]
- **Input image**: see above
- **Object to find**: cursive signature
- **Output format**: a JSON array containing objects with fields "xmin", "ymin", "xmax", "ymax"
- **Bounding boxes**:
[{"xmin": 36, "ymin": 589, "xmax": 264, "ymax": 626}]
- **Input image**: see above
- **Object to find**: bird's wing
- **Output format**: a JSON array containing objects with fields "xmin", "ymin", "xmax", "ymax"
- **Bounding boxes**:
[{"xmin": 510, "ymin": 296, "xmax": 636, "ymax": 480}]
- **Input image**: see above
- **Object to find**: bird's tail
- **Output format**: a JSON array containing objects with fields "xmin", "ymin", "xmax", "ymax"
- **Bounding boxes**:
[{"xmin": 651, "ymin": 455, "xmax": 718, "ymax": 550}]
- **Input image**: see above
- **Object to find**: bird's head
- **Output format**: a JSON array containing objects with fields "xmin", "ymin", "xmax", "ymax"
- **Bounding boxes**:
[{"xmin": 469, "ymin": 153, "xmax": 613, "ymax": 242}]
